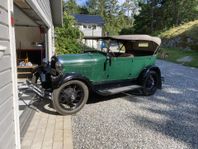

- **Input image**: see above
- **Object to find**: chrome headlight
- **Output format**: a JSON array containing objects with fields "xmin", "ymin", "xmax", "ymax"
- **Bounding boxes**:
[
  {"xmin": 42, "ymin": 58, "xmax": 48, "ymax": 67},
  {"xmin": 55, "ymin": 61, "xmax": 63, "ymax": 73}
]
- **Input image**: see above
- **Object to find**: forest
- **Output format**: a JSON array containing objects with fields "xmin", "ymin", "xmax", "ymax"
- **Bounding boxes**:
[{"xmin": 55, "ymin": 0, "xmax": 198, "ymax": 54}]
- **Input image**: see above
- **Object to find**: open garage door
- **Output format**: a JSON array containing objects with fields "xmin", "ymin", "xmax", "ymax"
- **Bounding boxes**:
[
  {"xmin": 13, "ymin": 2, "xmax": 50, "ymax": 138},
  {"xmin": 14, "ymin": 5, "xmax": 47, "ymax": 79}
]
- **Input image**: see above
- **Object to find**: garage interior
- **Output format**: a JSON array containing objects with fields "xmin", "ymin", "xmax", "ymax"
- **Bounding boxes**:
[
  {"xmin": 14, "ymin": 3, "xmax": 47, "ymax": 79},
  {"xmin": 13, "ymin": 1, "xmax": 48, "ymax": 137}
]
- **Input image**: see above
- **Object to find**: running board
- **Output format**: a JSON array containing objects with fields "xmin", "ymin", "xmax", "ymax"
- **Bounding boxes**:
[{"xmin": 96, "ymin": 85, "xmax": 141, "ymax": 96}]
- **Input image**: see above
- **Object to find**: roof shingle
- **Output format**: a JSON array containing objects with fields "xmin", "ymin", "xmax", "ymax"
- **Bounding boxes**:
[{"xmin": 73, "ymin": 14, "xmax": 104, "ymax": 25}]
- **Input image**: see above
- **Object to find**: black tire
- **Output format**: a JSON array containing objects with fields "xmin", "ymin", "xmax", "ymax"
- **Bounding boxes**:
[
  {"xmin": 52, "ymin": 80, "xmax": 89, "ymax": 115},
  {"xmin": 142, "ymin": 70, "xmax": 159, "ymax": 96}
]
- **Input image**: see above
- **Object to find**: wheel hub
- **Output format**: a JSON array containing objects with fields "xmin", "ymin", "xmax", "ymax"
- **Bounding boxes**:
[
  {"xmin": 146, "ymin": 75, "xmax": 155, "ymax": 89},
  {"xmin": 64, "ymin": 88, "xmax": 78, "ymax": 101}
]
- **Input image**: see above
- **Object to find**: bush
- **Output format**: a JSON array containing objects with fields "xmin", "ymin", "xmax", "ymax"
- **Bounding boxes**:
[{"xmin": 55, "ymin": 12, "xmax": 83, "ymax": 55}]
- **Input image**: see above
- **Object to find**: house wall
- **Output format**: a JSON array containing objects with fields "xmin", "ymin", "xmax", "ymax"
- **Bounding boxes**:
[
  {"xmin": 79, "ymin": 25, "xmax": 102, "ymax": 37},
  {"xmin": 0, "ymin": 0, "xmax": 20, "ymax": 148},
  {"xmin": 15, "ymin": 27, "xmax": 44, "ymax": 50},
  {"xmin": 79, "ymin": 25, "xmax": 103, "ymax": 49}
]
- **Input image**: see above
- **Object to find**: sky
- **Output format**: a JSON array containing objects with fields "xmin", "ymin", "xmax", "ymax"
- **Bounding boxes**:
[{"xmin": 76, "ymin": 0, "xmax": 125, "ymax": 6}]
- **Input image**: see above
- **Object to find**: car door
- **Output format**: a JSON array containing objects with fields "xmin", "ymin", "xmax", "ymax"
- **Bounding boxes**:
[{"xmin": 105, "ymin": 56, "xmax": 133, "ymax": 81}]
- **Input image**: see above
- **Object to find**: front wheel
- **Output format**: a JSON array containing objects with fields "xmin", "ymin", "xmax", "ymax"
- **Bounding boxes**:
[
  {"xmin": 142, "ymin": 70, "xmax": 159, "ymax": 96},
  {"xmin": 52, "ymin": 80, "xmax": 89, "ymax": 115}
]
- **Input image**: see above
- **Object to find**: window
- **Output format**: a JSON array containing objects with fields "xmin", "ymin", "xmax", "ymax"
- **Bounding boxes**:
[
  {"xmin": 92, "ymin": 25, "xmax": 96, "ymax": 30},
  {"xmin": 138, "ymin": 42, "xmax": 149, "ymax": 48}
]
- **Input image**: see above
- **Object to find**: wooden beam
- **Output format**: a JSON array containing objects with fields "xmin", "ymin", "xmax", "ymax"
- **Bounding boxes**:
[{"xmin": 14, "ymin": 0, "xmax": 30, "ymax": 9}]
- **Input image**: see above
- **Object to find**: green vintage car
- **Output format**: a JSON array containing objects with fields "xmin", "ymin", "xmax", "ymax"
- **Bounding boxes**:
[{"xmin": 30, "ymin": 35, "xmax": 162, "ymax": 115}]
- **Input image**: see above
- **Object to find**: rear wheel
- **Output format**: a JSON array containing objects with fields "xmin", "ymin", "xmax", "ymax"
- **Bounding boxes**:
[
  {"xmin": 142, "ymin": 70, "xmax": 159, "ymax": 96},
  {"xmin": 52, "ymin": 80, "xmax": 89, "ymax": 115}
]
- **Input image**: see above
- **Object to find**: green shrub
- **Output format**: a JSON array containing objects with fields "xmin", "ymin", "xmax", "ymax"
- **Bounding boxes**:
[{"xmin": 55, "ymin": 12, "xmax": 83, "ymax": 55}]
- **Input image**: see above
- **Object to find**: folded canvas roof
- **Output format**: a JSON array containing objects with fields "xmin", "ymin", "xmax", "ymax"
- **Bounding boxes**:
[{"xmin": 84, "ymin": 35, "xmax": 161, "ymax": 46}]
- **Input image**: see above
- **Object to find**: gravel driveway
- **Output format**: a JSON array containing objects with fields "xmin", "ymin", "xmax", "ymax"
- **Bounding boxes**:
[{"xmin": 72, "ymin": 60, "xmax": 198, "ymax": 149}]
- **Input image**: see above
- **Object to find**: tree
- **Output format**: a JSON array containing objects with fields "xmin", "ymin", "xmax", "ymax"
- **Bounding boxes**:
[
  {"xmin": 86, "ymin": 0, "xmax": 106, "ymax": 17},
  {"xmin": 86, "ymin": 0, "xmax": 131, "ymax": 35},
  {"xmin": 64, "ymin": 0, "xmax": 79, "ymax": 14},
  {"xmin": 104, "ymin": 0, "xmax": 120, "ymax": 34},
  {"xmin": 162, "ymin": 0, "xmax": 198, "ymax": 26},
  {"xmin": 122, "ymin": 0, "xmax": 141, "ymax": 25},
  {"xmin": 55, "ymin": 12, "xmax": 82, "ymax": 54},
  {"xmin": 133, "ymin": 0, "xmax": 198, "ymax": 34}
]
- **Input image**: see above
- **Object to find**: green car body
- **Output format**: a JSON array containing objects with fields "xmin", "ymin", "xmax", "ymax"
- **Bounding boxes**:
[
  {"xmin": 57, "ymin": 53, "xmax": 156, "ymax": 84},
  {"xmin": 32, "ymin": 35, "xmax": 162, "ymax": 115}
]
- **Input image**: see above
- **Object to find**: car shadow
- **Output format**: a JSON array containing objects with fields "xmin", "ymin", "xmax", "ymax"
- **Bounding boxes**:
[
  {"xmin": 87, "ymin": 93, "xmax": 124, "ymax": 104},
  {"xmin": 31, "ymin": 98, "xmax": 59, "ymax": 115},
  {"xmin": 30, "ymin": 89, "xmax": 142, "ymax": 115},
  {"xmin": 87, "ymin": 89, "xmax": 142, "ymax": 104}
]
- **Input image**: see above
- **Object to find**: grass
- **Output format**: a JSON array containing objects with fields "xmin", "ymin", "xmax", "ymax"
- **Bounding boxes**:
[
  {"xmin": 158, "ymin": 47, "xmax": 198, "ymax": 68},
  {"xmin": 159, "ymin": 20, "xmax": 198, "ymax": 40},
  {"xmin": 157, "ymin": 20, "xmax": 198, "ymax": 68}
]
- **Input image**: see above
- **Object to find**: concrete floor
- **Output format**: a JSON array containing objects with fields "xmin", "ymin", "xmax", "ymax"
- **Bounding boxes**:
[{"xmin": 21, "ymin": 100, "xmax": 73, "ymax": 149}]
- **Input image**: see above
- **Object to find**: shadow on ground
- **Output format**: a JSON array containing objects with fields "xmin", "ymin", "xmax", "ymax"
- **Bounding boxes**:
[
  {"xmin": 31, "ymin": 99, "xmax": 59, "ymax": 115},
  {"xmin": 87, "ymin": 89, "xmax": 142, "ymax": 104},
  {"xmin": 30, "ymin": 89, "xmax": 141, "ymax": 115},
  {"xmin": 130, "ymin": 93, "xmax": 198, "ymax": 148},
  {"xmin": 121, "ymin": 62, "xmax": 198, "ymax": 148}
]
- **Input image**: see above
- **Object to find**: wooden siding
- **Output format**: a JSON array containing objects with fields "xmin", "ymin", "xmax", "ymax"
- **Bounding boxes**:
[
  {"xmin": 0, "ymin": 7, "xmax": 8, "ymax": 26},
  {"xmin": 0, "ymin": 24, "xmax": 9, "ymax": 40},
  {"xmin": 0, "ymin": 0, "xmax": 16, "ymax": 148}
]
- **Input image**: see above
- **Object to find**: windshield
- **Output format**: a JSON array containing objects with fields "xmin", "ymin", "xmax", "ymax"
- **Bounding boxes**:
[{"xmin": 82, "ymin": 39, "xmax": 125, "ymax": 54}]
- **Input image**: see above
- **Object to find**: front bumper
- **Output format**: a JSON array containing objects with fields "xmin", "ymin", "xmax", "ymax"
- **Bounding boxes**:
[{"xmin": 26, "ymin": 80, "xmax": 52, "ymax": 100}]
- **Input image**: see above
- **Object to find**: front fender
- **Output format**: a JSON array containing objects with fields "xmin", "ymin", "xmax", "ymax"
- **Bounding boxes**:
[
  {"xmin": 52, "ymin": 73, "xmax": 93, "ymax": 90},
  {"xmin": 138, "ymin": 65, "xmax": 162, "ymax": 89},
  {"xmin": 32, "ymin": 65, "xmax": 52, "ymax": 89}
]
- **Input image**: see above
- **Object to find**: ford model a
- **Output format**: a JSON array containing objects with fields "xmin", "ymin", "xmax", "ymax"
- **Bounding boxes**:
[{"xmin": 29, "ymin": 35, "xmax": 162, "ymax": 115}]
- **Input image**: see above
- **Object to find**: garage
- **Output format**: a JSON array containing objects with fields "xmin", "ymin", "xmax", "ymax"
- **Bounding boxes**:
[
  {"xmin": 13, "ymin": 0, "xmax": 60, "ymax": 79},
  {"xmin": 0, "ymin": 0, "xmax": 62, "ymax": 148},
  {"xmin": 14, "ymin": 0, "xmax": 63, "ymax": 139}
]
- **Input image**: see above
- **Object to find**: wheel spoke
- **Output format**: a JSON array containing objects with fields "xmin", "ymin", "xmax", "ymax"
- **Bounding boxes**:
[
  {"xmin": 58, "ymin": 83, "xmax": 84, "ymax": 111},
  {"xmin": 146, "ymin": 74, "xmax": 156, "ymax": 89}
]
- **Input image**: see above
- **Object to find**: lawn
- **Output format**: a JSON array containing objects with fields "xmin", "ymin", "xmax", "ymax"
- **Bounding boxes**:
[{"xmin": 158, "ymin": 47, "xmax": 198, "ymax": 68}]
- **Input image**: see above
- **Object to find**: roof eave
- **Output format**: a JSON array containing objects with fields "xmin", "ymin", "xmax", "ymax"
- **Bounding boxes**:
[
  {"xmin": 50, "ymin": 0, "xmax": 63, "ymax": 27},
  {"xmin": 77, "ymin": 22, "xmax": 105, "ymax": 26}
]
